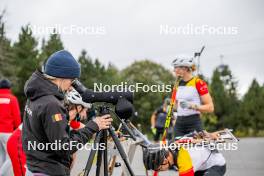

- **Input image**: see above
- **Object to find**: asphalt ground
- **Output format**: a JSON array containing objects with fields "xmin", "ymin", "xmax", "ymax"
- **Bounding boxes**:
[{"xmin": 71, "ymin": 137, "xmax": 264, "ymax": 176}]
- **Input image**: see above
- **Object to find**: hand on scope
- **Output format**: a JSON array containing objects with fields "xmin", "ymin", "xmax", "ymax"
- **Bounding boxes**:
[
  {"xmin": 79, "ymin": 107, "xmax": 88, "ymax": 121},
  {"xmin": 93, "ymin": 114, "xmax": 113, "ymax": 130}
]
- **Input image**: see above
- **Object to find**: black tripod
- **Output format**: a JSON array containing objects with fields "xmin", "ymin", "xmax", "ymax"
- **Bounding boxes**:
[{"xmin": 83, "ymin": 106, "xmax": 137, "ymax": 176}]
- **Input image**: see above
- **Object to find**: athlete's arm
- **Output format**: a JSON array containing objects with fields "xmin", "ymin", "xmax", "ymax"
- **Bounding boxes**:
[
  {"xmin": 195, "ymin": 79, "xmax": 214, "ymax": 113},
  {"xmin": 151, "ymin": 112, "xmax": 157, "ymax": 128},
  {"xmin": 197, "ymin": 93, "xmax": 214, "ymax": 113}
]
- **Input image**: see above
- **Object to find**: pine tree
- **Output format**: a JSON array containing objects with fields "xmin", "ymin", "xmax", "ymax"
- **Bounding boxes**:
[
  {"xmin": 38, "ymin": 32, "xmax": 64, "ymax": 69},
  {"xmin": 210, "ymin": 68, "xmax": 228, "ymax": 128},
  {"xmin": 13, "ymin": 25, "xmax": 38, "ymax": 107},
  {"xmin": 78, "ymin": 50, "xmax": 119, "ymax": 90},
  {"xmin": 210, "ymin": 64, "xmax": 240, "ymax": 129},
  {"xmin": 239, "ymin": 79, "xmax": 264, "ymax": 135},
  {"xmin": 0, "ymin": 11, "xmax": 14, "ymax": 79},
  {"xmin": 78, "ymin": 49, "xmax": 97, "ymax": 89},
  {"xmin": 104, "ymin": 63, "xmax": 120, "ymax": 85}
]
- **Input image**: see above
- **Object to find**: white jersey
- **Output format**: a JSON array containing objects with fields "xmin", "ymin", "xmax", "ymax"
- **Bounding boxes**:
[
  {"xmin": 176, "ymin": 146, "xmax": 226, "ymax": 175},
  {"xmin": 176, "ymin": 77, "xmax": 209, "ymax": 116},
  {"xmin": 188, "ymin": 147, "xmax": 226, "ymax": 172}
]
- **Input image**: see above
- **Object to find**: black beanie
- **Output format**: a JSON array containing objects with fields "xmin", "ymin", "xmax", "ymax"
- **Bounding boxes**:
[{"xmin": 0, "ymin": 79, "xmax": 11, "ymax": 89}]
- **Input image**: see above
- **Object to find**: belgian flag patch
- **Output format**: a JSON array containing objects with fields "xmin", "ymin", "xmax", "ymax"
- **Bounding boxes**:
[{"xmin": 52, "ymin": 113, "xmax": 63, "ymax": 122}]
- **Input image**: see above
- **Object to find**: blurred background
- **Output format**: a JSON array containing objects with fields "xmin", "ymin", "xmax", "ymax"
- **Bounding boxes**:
[{"xmin": 0, "ymin": 0, "xmax": 264, "ymax": 175}]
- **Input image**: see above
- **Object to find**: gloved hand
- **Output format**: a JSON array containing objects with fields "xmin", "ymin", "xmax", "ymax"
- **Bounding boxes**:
[
  {"xmin": 179, "ymin": 100, "xmax": 192, "ymax": 109},
  {"xmin": 151, "ymin": 127, "xmax": 157, "ymax": 135},
  {"xmin": 180, "ymin": 100, "xmax": 198, "ymax": 110}
]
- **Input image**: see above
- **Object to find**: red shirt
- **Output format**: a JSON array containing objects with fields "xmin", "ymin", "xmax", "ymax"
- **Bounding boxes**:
[
  {"xmin": 0, "ymin": 89, "xmax": 21, "ymax": 133},
  {"xmin": 7, "ymin": 126, "xmax": 26, "ymax": 176}
]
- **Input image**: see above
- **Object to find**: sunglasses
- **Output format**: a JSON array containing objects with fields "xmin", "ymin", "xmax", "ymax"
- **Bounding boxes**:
[
  {"xmin": 174, "ymin": 66, "xmax": 186, "ymax": 69},
  {"xmin": 158, "ymin": 156, "xmax": 172, "ymax": 171}
]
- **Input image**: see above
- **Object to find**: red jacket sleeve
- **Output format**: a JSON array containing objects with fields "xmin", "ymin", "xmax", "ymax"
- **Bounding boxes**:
[
  {"xmin": 195, "ymin": 79, "xmax": 209, "ymax": 96},
  {"xmin": 11, "ymin": 96, "xmax": 21, "ymax": 129}
]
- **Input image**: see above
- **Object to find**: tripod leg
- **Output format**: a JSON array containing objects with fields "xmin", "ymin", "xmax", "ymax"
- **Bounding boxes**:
[
  {"xmin": 84, "ymin": 131, "xmax": 103, "ymax": 176},
  {"xmin": 108, "ymin": 127, "xmax": 135, "ymax": 176},
  {"xmin": 96, "ymin": 130, "xmax": 109, "ymax": 176},
  {"xmin": 96, "ymin": 133, "xmax": 104, "ymax": 176},
  {"xmin": 103, "ymin": 130, "xmax": 108, "ymax": 176}
]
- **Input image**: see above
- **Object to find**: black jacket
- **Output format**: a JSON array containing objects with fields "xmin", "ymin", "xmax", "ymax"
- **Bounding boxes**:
[{"xmin": 22, "ymin": 70, "xmax": 99, "ymax": 175}]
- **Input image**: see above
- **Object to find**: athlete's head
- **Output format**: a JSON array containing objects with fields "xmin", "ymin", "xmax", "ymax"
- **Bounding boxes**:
[
  {"xmin": 0, "ymin": 79, "xmax": 11, "ymax": 89},
  {"xmin": 143, "ymin": 144, "xmax": 176, "ymax": 171},
  {"xmin": 172, "ymin": 55, "xmax": 196, "ymax": 78}
]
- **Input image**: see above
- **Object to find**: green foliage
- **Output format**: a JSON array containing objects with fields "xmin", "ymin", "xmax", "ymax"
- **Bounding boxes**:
[
  {"xmin": 0, "ymin": 10, "xmax": 15, "ymax": 79},
  {"xmin": 237, "ymin": 79, "xmax": 264, "ymax": 135},
  {"xmin": 78, "ymin": 50, "xmax": 96, "ymax": 88},
  {"xmin": 38, "ymin": 32, "xmax": 64, "ymax": 68},
  {"xmin": 78, "ymin": 50, "xmax": 120, "ymax": 90},
  {"xmin": 210, "ymin": 65, "xmax": 240, "ymax": 130},
  {"xmin": 202, "ymin": 113, "xmax": 218, "ymax": 132},
  {"xmin": 120, "ymin": 60, "xmax": 174, "ymax": 132},
  {"xmin": 12, "ymin": 25, "xmax": 39, "ymax": 107}
]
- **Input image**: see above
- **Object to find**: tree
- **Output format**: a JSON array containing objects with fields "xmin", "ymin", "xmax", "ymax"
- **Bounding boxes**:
[
  {"xmin": 210, "ymin": 64, "xmax": 240, "ymax": 130},
  {"xmin": 0, "ymin": 10, "xmax": 14, "ymax": 79},
  {"xmin": 78, "ymin": 50, "xmax": 97, "ymax": 88},
  {"xmin": 202, "ymin": 113, "xmax": 219, "ymax": 132},
  {"xmin": 210, "ymin": 68, "xmax": 228, "ymax": 129},
  {"xmin": 79, "ymin": 50, "xmax": 120, "ymax": 90},
  {"xmin": 217, "ymin": 64, "xmax": 238, "ymax": 98},
  {"xmin": 13, "ymin": 25, "xmax": 38, "ymax": 107},
  {"xmin": 238, "ymin": 79, "xmax": 264, "ymax": 136},
  {"xmin": 104, "ymin": 63, "xmax": 120, "ymax": 85},
  {"xmin": 120, "ymin": 60, "xmax": 174, "ymax": 132},
  {"xmin": 38, "ymin": 32, "xmax": 64, "ymax": 69}
]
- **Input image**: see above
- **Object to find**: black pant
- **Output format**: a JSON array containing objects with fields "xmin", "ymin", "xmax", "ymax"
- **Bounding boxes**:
[
  {"xmin": 153, "ymin": 128, "xmax": 164, "ymax": 141},
  {"xmin": 195, "ymin": 165, "xmax": 226, "ymax": 176},
  {"xmin": 174, "ymin": 114, "xmax": 203, "ymax": 137}
]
